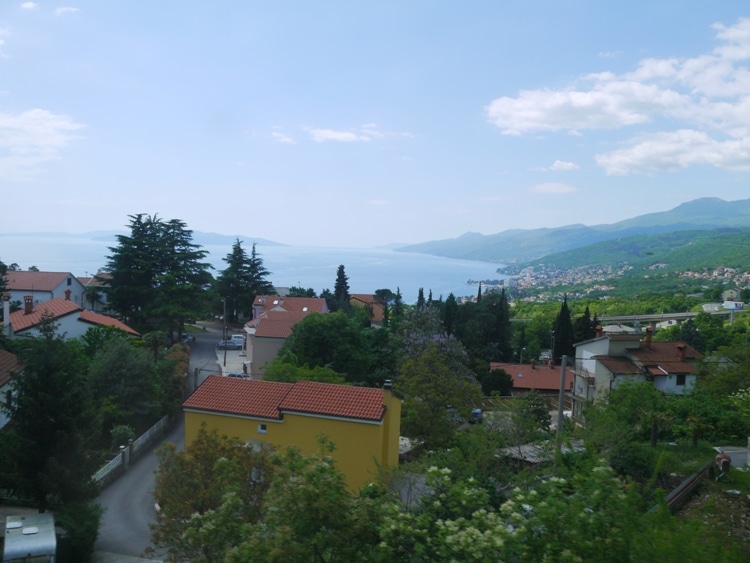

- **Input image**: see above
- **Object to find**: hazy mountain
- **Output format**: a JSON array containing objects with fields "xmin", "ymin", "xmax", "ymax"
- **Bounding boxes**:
[{"xmin": 395, "ymin": 197, "xmax": 750, "ymax": 263}]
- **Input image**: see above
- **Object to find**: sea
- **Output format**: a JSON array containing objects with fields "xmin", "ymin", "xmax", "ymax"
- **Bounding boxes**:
[{"xmin": 0, "ymin": 233, "xmax": 508, "ymax": 304}]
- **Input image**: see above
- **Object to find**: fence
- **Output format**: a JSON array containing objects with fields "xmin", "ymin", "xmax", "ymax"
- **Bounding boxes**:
[{"xmin": 93, "ymin": 415, "xmax": 172, "ymax": 489}]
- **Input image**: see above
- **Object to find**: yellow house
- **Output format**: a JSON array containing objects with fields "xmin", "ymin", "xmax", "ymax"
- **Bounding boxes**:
[{"xmin": 183, "ymin": 376, "xmax": 402, "ymax": 490}]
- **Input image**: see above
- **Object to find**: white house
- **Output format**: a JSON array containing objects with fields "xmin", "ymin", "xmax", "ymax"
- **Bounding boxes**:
[
  {"xmin": 570, "ymin": 326, "xmax": 702, "ymax": 420},
  {"xmin": 4, "ymin": 271, "xmax": 87, "ymax": 309}
]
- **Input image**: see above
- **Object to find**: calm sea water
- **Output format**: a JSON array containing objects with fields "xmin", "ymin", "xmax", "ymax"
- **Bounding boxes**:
[{"xmin": 0, "ymin": 234, "xmax": 506, "ymax": 304}]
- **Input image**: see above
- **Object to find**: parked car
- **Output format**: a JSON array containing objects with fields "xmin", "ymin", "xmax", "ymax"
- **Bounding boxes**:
[
  {"xmin": 469, "ymin": 408, "xmax": 484, "ymax": 424},
  {"xmin": 227, "ymin": 372, "xmax": 248, "ymax": 379},
  {"xmin": 217, "ymin": 340, "xmax": 243, "ymax": 350}
]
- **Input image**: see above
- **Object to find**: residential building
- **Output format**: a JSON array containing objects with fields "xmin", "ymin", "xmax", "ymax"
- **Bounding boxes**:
[
  {"xmin": 245, "ymin": 296, "xmax": 329, "ymax": 378},
  {"xmin": 4, "ymin": 270, "xmax": 87, "ymax": 309},
  {"xmin": 3, "ymin": 293, "xmax": 139, "ymax": 340},
  {"xmin": 490, "ymin": 359, "xmax": 573, "ymax": 398},
  {"xmin": 350, "ymin": 294, "xmax": 385, "ymax": 327},
  {"xmin": 77, "ymin": 271, "xmax": 111, "ymax": 312},
  {"xmin": 183, "ymin": 376, "xmax": 402, "ymax": 490},
  {"xmin": 570, "ymin": 326, "xmax": 702, "ymax": 420}
]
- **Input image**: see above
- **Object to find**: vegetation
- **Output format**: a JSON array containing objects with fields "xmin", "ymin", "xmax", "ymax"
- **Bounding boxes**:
[
  {"xmin": 214, "ymin": 239, "xmax": 275, "ymax": 323},
  {"xmin": 102, "ymin": 214, "xmax": 213, "ymax": 337}
]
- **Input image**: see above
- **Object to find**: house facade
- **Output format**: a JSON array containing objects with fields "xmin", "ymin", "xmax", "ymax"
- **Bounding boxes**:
[
  {"xmin": 183, "ymin": 376, "xmax": 402, "ymax": 490},
  {"xmin": 3, "ymin": 294, "xmax": 139, "ymax": 340},
  {"xmin": 570, "ymin": 327, "xmax": 702, "ymax": 420},
  {"xmin": 4, "ymin": 271, "xmax": 87, "ymax": 309},
  {"xmin": 245, "ymin": 296, "xmax": 329, "ymax": 377}
]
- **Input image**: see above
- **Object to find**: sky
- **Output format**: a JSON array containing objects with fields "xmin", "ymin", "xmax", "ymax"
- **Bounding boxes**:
[{"xmin": 1, "ymin": 2, "xmax": 749, "ymax": 248}]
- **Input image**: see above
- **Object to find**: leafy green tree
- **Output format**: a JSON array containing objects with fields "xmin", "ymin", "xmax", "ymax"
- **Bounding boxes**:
[
  {"xmin": 215, "ymin": 239, "xmax": 255, "ymax": 322},
  {"xmin": 5, "ymin": 316, "xmax": 99, "ymax": 511},
  {"xmin": 552, "ymin": 295, "xmax": 575, "ymax": 363},
  {"xmin": 87, "ymin": 335, "xmax": 159, "ymax": 435},
  {"xmin": 333, "ymin": 264, "xmax": 352, "ymax": 314},
  {"xmin": 397, "ymin": 341, "xmax": 481, "ymax": 448},
  {"xmin": 573, "ymin": 304, "xmax": 596, "ymax": 343},
  {"xmin": 262, "ymin": 360, "xmax": 346, "ymax": 384},
  {"xmin": 149, "ymin": 425, "xmax": 274, "ymax": 562},
  {"xmin": 229, "ymin": 437, "xmax": 385, "ymax": 563},
  {"xmin": 278, "ymin": 312, "xmax": 369, "ymax": 381},
  {"xmin": 443, "ymin": 293, "xmax": 458, "ymax": 336},
  {"xmin": 287, "ymin": 285, "xmax": 317, "ymax": 297},
  {"xmin": 104, "ymin": 214, "xmax": 212, "ymax": 336},
  {"xmin": 416, "ymin": 287, "xmax": 425, "ymax": 309}
]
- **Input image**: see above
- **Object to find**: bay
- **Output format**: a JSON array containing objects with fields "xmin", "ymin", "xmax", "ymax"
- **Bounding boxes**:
[{"xmin": 0, "ymin": 234, "xmax": 506, "ymax": 304}]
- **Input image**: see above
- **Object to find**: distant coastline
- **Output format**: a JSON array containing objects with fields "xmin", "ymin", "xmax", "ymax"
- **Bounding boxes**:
[{"xmin": 0, "ymin": 233, "xmax": 507, "ymax": 304}]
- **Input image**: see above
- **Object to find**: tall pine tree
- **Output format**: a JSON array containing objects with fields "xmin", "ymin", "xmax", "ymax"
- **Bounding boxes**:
[{"xmin": 552, "ymin": 295, "xmax": 575, "ymax": 364}]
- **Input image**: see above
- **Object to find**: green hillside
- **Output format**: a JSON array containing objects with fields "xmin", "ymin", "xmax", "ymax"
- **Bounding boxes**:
[{"xmin": 517, "ymin": 228, "xmax": 750, "ymax": 273}]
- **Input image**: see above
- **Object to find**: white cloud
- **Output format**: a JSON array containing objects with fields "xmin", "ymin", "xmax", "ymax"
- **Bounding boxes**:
[
  {"xmin": 0, "ymin": 108, "xmax": 84, "ymax": 180},
  {"xmin": 596, "ymin": 129, "xmax": 750, "ymax": 175},
  {"xmin": 529, "ymin": 182, "xmax": 577, "ymax": 194},
  {"xmin": 20, "ymin": 2, "xmax": 38, "ymax": 10},
  {"xmin": 486, "ymin": 17, "xmax": 750, "ymax": 175},
  {"xmin": 272, "ymin": 131, "xmax": 296, "ymax": 144},
  {"xmin": 55, "ymin": 6, "xmax": 80, "ymax": 16},
  {"xmin": 550, "ymin": 160, "xmax": 580, "ymax": 171},
  {"xmin": 307, "ymin": 128, "xmax": 370, "ymax": 143}
]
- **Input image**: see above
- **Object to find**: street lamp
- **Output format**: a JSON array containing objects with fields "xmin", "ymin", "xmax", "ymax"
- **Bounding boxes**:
[
  {"xmin": 222, "ymin": 297, "xmax": 227, "ymax": 367},
  {"xmin": 520, "ymin": 346, "xmax": 526, "ymax": 364}
]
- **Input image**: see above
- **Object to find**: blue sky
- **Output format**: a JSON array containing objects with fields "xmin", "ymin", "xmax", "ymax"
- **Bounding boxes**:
[{"xmin": 1, "ymin": 2, "xmax": 749, "ymax": 248}]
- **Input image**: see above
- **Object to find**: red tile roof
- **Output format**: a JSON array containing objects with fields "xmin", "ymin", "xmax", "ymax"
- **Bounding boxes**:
[
  {"xmin": 0, "ymin": 349, "xmax": 22, "ymax": 388},
  {"xmin": 6, "ymin": 296, "xmax": 139, "ymax": 336},
  {"xmin": 490, "ymin": 362, "xmax": 573, "ymax": 392},
  {"xmin": 279, "ymin": 380, "xmax": 386, "ymax": 420},
  {"xmin": 79, "ymin": 310, "xmax": 140, "ymax": 337},
  {"xmin": 253, "ymin": 296, "xmax": 327, "ymax": 314},
  {"xmin": 4, "ymin": 271, "xmax": 75, "ymax": 291},
  {"xmin": 183, "ymin": 376, "xmax": 386, "ymax": 422},
  {"xmin": 184, "ymin": 377, "xmax": 293, "ymax": 419},
  {"xmin": 248, "ymin": 310, "xmax": 313, "ymax": 338},
  {"xmin": 8, "ymin": 297, "xmax": 82, "ymax": 333}
]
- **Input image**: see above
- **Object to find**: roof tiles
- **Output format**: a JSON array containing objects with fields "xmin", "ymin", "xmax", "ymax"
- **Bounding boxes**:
[{"xmin": 183, "ymin": 376, "xmax": 386, "ymax": 422}]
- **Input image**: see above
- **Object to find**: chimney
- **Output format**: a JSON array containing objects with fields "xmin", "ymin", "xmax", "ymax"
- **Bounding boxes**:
[
  {"xmin": 595, "ymin": 325, "xmax": 603, "ymax": 338},
  {"xmin": 645, "ymin": 326, "xmax": 653, "ymax": 349},
  {"xmin": 677, "ymin": 343, "xmax": 686, "ymax": 361},
  {"xmin": 24, "ymin": 295, "xmax": 33, "ymax": 315},
  {"xmin": 549, "ymin": 359, "xmax": 554, "ymax": 369},
  {"xmin": 531, "ymin": 358, "xmax": 536, "ymax": 370},
  {"xmin": 64, "ymin": 288, "xmax": 71, "ymax": 301}
]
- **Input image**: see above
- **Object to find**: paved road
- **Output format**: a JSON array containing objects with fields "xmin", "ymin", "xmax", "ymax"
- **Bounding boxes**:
[{"xmin": 94, "ymin": 327, "xmax": 221, "ymax": 561}]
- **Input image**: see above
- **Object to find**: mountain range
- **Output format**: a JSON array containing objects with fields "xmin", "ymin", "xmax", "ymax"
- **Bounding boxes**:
[{"xmin": 394, "ymin": 197, "xmax": 750, "ymax": 264}]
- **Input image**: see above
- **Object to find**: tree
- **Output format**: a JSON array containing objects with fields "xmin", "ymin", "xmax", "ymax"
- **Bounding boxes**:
[
  {"xmin": 573, "ymin": 304, "xmax": 596, "ymax": 343},
  {"xmin": 278, "ymin": 312, "xmax": 369, "ymax": 381},
  {"xmin": 103, "ymin": 214, "xmax": 213, "ymax": 336},
  {"xmin": 149, "ymin": 425, "xmax": 274, "ymax": 562},
  {"xmin": 215, "ymin": 240, "xmax": 274, "ymax": 322},
  {"xmin": 397, "ymin": 339, "xmax": 481, "ymax": 448},
  {"xmin": 416, "ymin": 287, "xmax": 425, "ymax": 309},
  {"xmin": 333, "ymin": 264, "xmax": 351, "ymax": 314},
  {"xmin": 5, "ymin": 315, "xmax": 99, "ymax": 511},
  {"xmin": 229, "ymin": 437, "xmax": 385, "ymax": 563},
  {"xmin": 552, "ymin": 295, "xmax": 575, "ymax": 363},
  {"xmin": 443, "ymin": 293, "xmax": 458, "ymax": 336},
  {"xmin": 87, "ymin": 335, "xmax": 159, "ymax": 435}
]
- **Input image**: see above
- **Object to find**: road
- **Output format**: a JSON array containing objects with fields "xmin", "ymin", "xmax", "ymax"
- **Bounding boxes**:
[{"xmin": 94, "ymin": 326, "xmax": 221, "ymax": 560}]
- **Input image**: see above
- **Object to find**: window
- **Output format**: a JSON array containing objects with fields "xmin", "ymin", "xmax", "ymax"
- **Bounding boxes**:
[
  {"xmin": 67, "ymin": 277, "xmax": 72, "ymax": 285},
  {"xmin": 676, "ymin": 374, "xmax": 686, "ymax": 386},
  {"xmin": 257, "ymin": 423, "xmax": 267, "ymax": 434}
]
